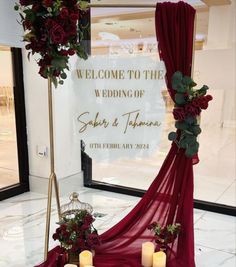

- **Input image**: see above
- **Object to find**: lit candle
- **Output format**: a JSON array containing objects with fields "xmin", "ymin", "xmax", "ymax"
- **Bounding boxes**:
[
  {"xmin": 79, "ymin": 250, "xmax": 93, "ymax": 267},
  {"xmin": 64, "ymin": 264, "xmax": 77, "ymax": 267},
  {"xmin": 153, "ymin": 251, "xmax": 166, "ymax": 267},
  {"xmin": 141, "ymin": 242, "xmax": 155, "ymax": 267}
]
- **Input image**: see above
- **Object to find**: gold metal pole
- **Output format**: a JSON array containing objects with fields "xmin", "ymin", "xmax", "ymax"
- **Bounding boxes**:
[
  {"xmin": 88, "ymin": 3, "xmax": 156, "ymax": 8},
  {"xmin": 44, "ymin": 78, "xmax": 61, "ymax": 260}
]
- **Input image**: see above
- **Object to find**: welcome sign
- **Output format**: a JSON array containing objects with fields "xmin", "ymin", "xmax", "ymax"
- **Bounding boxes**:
[{"xmin": 73, "ymin": 55, "xmax": 166, "ymax": 182}]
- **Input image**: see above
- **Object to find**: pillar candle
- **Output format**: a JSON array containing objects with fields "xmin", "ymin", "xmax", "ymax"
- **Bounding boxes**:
[
  {"xmin": 141, "ymin": 242, "xmax": 155, "ymax": 267},
  {"xmin": 153, "ymin": 251, "xmax": 166, "ymax": 267},
  {"xmin": 64, "ymin": 264, "xmax": 77, "ymax": 267},
  {"xmin": 79, "ymin": 250, "xmax": 93, "ymax": 267}
]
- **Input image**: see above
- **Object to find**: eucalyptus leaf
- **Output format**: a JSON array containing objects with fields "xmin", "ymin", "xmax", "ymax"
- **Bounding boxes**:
[
  {"xmin": 185, "ymin": 135, "xmax": 197, "ymax": 145},
  {"xmin": 60, "ymin": 72, "xmax": 67, "ymax": 79},
  {"xmin": 51, "ymin": 58, "xmax": 67, "ymax": 68},
  {"xmin": 185, "ymin": 116, "xmax": 197, "ymax": 125},
  {"xmin": 168, "ymin": 132, "xmax": 177, "ymax": 141},
  {"xmin": 76, "ymin": 45, "xmax": 88, "ymax": 60},
  {"xmin": 172, "ymin": 71, "xmax": 183, "ymax": 90},
  {"xmin": 189, "ymin": 125, "xmax": 201, "ymax": 136},
  {"xmin": 51, "ymin": 77, "xmax": 58, "ymax": 88},
  {"xmin": 185, "ymin": 142, "xmax": 199, "ymax": 157},
  {"xmin": 175, "ymin": 121, "xmax": 189, "ymax": 130},
  {"xmin": 182, "ymin": 76, "xmax": 194, "ymax": 86},
  {"xmin": 175, "ymin": 93, "xmax": 186, "ymax": 105},
  {"xmin": 179, "ymin": 138, "xmax": 188, "ymax": 149},
  {"xmin": 176, "ymin": 84, "xmax": 187, "ymax": 93}
]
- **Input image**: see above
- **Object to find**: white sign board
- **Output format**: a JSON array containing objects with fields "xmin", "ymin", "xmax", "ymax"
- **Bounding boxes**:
[{"xmin": 72, "ymin": 55, "xmax": 166, "ymax": 183}]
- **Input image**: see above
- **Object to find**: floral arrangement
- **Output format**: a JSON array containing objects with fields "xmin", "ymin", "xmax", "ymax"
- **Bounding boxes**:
[
  {"xmin": 14, "ymin": 0, "xmax": 88, "ymax": 87},
  {"xmin": 52, "ymin": 210, "xmax": 100, "ymax": 254},
  {"xmin": 148, "ymin": 222, "xmax": 181, "ymax": 250},
  {"xmin": 168, "ymin": 71, "xmax": 213, "ymax": 157}
]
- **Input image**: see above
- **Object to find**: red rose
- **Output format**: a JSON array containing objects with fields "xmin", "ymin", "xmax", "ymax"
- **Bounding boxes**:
[
  {"xmin": 206, "ymin": 94, "xmax": 213, "ymax": 101},
  {"xmin": 32, "ymin": 3, "xmax": 41, "ymax": 12},
  {"xmin": 173, "ymin": 107, "xmax": 185, "ymax": 121},
  {"xmin": 45, "ymin": 18, "xmax": 54, "ymax": 29},
  {"xmin": 60, "ymin": 8, "xmax": 69, "ymax": 19},
  {"xmin": 71, "ymin": 223, "xmax": 78, "ymax": 231},
  {"xmin": 43, "ymin": 0, "xmax": 53, "ymax": 7},
  {"xmin": 23, "ymin": 19, "xmax": 32, "ymax": 30},
  {"xmin": 39, "ymin": 66, "xmax": 47, "ymax": 78},
  {"xmin": 83, "ymin": 214, "xmax": 94, "ymax": 225},
  {"xmin": 59, "ymin": 49, "xmax": 68, "ymax": 56},
  {"xmin": 52, "ymin": 233, "xmax": 59, "ymax": 240},
  {"xmin": 192, "ymin": 95, "xmax": 212, "ymax": 110},
  {"xmin": 60, "ymin": 224, "xmax": 67, "ymax": 231},
  {"xmin": 185, "ymin": 104, "xmax": 201, "ymax": 116},
  {"xmin": 81, "ymin": 223, "xmax": 90, "ymax": 231},
  {"xmin": 20, "ymin": 0, "xmax": 33, "ymax": 6},
  {"xmin": 50, "ymin": 24, "xmax": 65, "ymax": 44},
  {"xmin": 70, "ymin": 13, "xmax": 79, "ymax": 21},
  {"xmin": 87, "ymin": 233, "xmax": 100, "ymax": 246},
  {"xmin": 77, "ymin": 238, "xmax": 85, "ymax": 247},
  {"xmin": 68, "ymin": 49, "xmax": 75, "ymax": 56},
  {"xmin": 53, "ymin": 70, "xmax": 61, "ymax": 77}
]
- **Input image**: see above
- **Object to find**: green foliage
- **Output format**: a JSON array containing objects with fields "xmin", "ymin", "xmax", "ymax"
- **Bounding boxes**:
[
  {"xmin": 175, "ymin": 93, "xmax": 186, "ymax": 105},
  {"xmin": 168, "ymin": 132, "xmax": 177, "ymax": 141},
  {"xmin": 169, "ymin": 71, "xmax": 212, "ymax": 158}
]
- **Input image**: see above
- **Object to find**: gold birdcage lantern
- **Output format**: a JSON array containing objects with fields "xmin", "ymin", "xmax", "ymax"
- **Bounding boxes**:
[{"xmin": 61, "ymin": 192, "xmax": 93, "ymax": 219}]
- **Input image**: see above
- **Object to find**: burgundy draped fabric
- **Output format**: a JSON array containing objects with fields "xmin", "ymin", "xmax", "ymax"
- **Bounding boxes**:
[
  {"xmin": 93, "ymin": 3, "xmax": 196, "ymax": 266},
  {"xmin": 156, "ymin": 1, "xmax": 198, "ymax": 165},
  {"xmin": 35, "ymin": 2, "xmax": 196, "ymax": 267}
]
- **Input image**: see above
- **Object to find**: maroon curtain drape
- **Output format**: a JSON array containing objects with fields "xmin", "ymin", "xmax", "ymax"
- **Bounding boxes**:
[
  {"xmin": 93, "ymin": 2, "xmax": 196, "ymax": 267},
  {"xmin": 35, "ymin": 2, "xmax": 196, "ymax": 267}
]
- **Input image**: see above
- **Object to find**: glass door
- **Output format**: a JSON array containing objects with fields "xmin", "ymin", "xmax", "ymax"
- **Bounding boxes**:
[
  {"xmin": 81, "ymin": 2, "xmax": 235, "ymax": 216},
  {"xmin": 0, "ymin": 46, "xmax": 29, "ymax": 200}
]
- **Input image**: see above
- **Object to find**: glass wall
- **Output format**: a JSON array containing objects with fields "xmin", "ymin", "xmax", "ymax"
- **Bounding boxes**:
[
  {"xmin": 0, "ymin": 46, "xmax": 19, "ymax": 189},
  {"xmin": 84, "ymin": 1, "xmax": 235, "ymax": 209}
]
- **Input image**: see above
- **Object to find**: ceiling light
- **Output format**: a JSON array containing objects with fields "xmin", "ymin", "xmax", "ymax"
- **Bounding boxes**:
[{"xmin": 98, "ymin": 32, "xmax": 120, "ymax": 40}]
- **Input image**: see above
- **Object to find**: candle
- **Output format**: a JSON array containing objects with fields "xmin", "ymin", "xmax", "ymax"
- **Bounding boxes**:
[
  {"xmin": 64, "ymin": 265, "xmax": 77, "ymax": 267},
  {"xmin": 79, "ymin": 250, "xmax": 93, "ymax": 267},
  {"xmin": 141, "ymin": 242, "xmax": 155, "ymax": 267},
  {"xmin": 84, "ymin": 266, "xmax": 95, "ymax": 267},
  {"xmin": 153, "ymin": 251, "xmax": 166, "ymax": 267}
]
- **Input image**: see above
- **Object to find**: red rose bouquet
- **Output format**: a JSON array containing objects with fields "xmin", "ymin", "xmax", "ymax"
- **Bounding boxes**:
[
  {"xmin": 52, "ymin": 210, "xmax": 100, "ymax": 254},
  {"xmin": 147, "ymin": 222, "xmax": 181, "ymax": 251},
  {"xmin": 168, "ymin": 71, "xmax": 213, "ymax": 157},
  {"xmin": 15, "ymin": 0, "xmax": 88, "ymax": 87}
]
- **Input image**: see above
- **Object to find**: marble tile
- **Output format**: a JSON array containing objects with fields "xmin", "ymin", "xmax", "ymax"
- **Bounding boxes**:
[
  {"xmin": 194, "ymin": 174, "xmax": 235, "ymax": 203},
  {"xmin": 194, "ymin": 211, "xmax": 236, "ymax": 254},
  {"xmin": 195, "ymin": 244, "xmax": 236, "ymax": 267},
  {"xmin": 216, "ymin": 181, "xmax": 236, "ymax": 207},
  {"xmin": 194, "ymin": 209, "xmax": 206, "ymax": 224},
  {"xmin": 0, "ymin": 190, "xmax": 235, "ymax": 267}
]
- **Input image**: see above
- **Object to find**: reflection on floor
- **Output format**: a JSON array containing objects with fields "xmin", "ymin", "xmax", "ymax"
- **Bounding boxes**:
[
  {"xmin": 0, "ymin": 189, "xmax": 235, "ymax": 267},
  {"xmin": 0, "ymin": 105, "xmax": 19, "ymax": 188}
]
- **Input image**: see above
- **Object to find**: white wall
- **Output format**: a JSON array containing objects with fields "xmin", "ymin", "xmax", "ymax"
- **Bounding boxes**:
[
  {"xmin": 194, "ymin": 47, "xmax": 236, "ymax": 126},
  {"xmin": 22, "ymin": 52, "xmax": 82, "ymax": 184},
  {"xmin": 194, "ymin": 1, "xmax": 236, "ymax": 127},
  {"xmin": 0, "ymin": 0, "xmax": 23, "ymax": 47}
]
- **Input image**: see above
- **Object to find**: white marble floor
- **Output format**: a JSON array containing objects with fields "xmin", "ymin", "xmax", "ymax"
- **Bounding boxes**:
[{"xmin": 0, "ymin": 188, "xmax": 235, "ymax": 267}]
